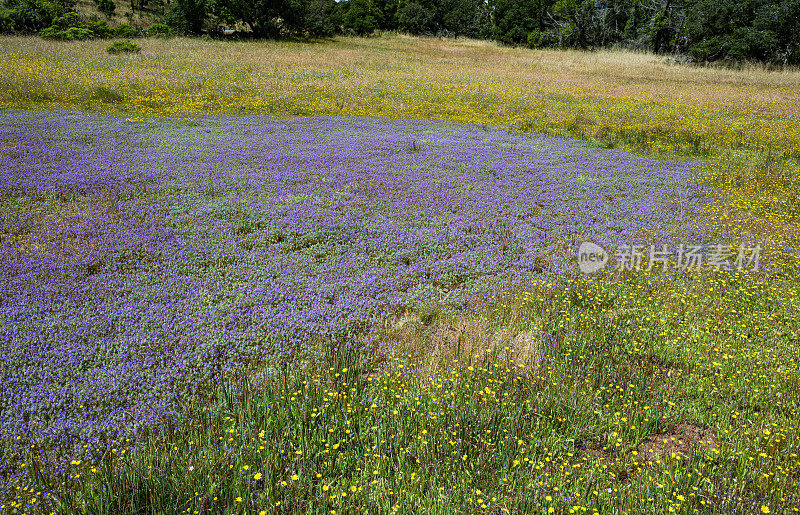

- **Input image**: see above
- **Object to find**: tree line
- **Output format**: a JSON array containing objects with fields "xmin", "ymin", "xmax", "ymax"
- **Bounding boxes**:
[{"xmin": 1, "ymin": 0, "xmax": 798, "ymax": 65}]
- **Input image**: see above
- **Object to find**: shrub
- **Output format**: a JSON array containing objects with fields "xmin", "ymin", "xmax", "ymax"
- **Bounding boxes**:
[
  {"xmin": 0, "ymin": 0, "xmax": 62, "ymax": 33},
  {"xmin": 111, "ymin": 22, "xmax": 137, "ymax": 37},
  {"xmin": 40, "ymin": 25, "xmax": 93, "ymax": 38},
  {"xmin": 527, "ymin": 28, "xmax": 543, "ymax": 48},
  {"xmin": 0, "ymin": 8, "xmax": 15, "ymax": 32},
  {"xmin": 86, "ymin": 19, "xmax": 110, "ymax": 36},
  {"xmin": 63, "ymin": 25, "xmax": 92, "ymax": 38},
  {"xmin": 48, "ymin": 10, "xmax": 78, "ymax": 29},
  {"xmin": 37, "ymin": 25, "xmax": 57, "ymax": 36},
  {"xmin": 95, "ymin": 0, "xmax": 113, "ymax": 18},
  {"xmin": 106, "ymin": 39, "xmax": 140, "ymax": 53},
  {"xmin": 7, "ymin": 0, "xmax": 72, "ymax": 32},
  {"xmin": 146, "ymin": 22, "xmax": 171, "ymax": 37},
  {"xmin": 38, "ymin": 11, "xmax": 102, "ymax": 39}
]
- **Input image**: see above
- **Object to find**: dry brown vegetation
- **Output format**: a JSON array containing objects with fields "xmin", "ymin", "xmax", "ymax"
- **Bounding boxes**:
[
  {"xmin": 1, "ymin": 34, "xmax": 798, "ymax": 118},
  {"xmin": 371, "ymin": 311, "xmax": 547, "ymax": 378}
]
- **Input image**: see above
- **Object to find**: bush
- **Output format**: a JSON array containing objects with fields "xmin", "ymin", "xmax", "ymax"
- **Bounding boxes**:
[
  {"xmin": 61, "ymin": 25, "xmax": 91, "ymax": 38},
  {"xmin": 146, "ymin": 22, "xmax": 171, "ymax": 37},
  {"xmin": 48, "ymin": 10, "xmax": 78, "ymax": 29},
  {"xmin": 0, "ymin": 8, "xmax": 18, "ymax": 33},
  {"xmin": 35, "ymin": 11, "xmax": 139, "ymax": 40},
  {"xmin": 0, "ymin": 8, "xmax": 15, "ymax": 32},
  {"xmin": 111, "ymin": 22, "xmax": 137, "ymax": 37},
  {"xmin": 86, "ymin": 19, "xmax": 110, "ymax": 36},
  {"xmin": 38, "ymin": 11, "xmax": 102, "ymax": 39},
  {"xmin": 95, "ymin": 0, "xmax": 113, "ymax": 18},
  {"xmin": 40, "ymin": 24, "xmax": 93, "ymax": 38},
  {"xmin": 526, "ymin": 28, "xmax": 543, "ymax": 48},
  {"xmin": 106, "ymin": 39, "xmax": 140, "ymax": 53},
  {"xmin": 2, "ymin": 0, "xmax": 69, "ymax": 33}
]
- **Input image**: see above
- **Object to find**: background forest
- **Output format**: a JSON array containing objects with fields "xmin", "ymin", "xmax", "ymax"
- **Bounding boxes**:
[{"xmin": 0, "ymin": 0, "xmax": 798, "ymax": 65}]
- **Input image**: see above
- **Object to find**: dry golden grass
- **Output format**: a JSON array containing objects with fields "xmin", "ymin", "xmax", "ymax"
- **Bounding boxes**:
[
  {"xmin": 368, "ymin": 308, "xmax": 548, "ymax": 380},
  {"xmin": 1, "ymin": 34, "xmax": 798, "ymax": 118}
]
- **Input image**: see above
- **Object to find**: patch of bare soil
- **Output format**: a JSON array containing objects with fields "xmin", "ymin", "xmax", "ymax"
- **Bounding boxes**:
[
  {"xmin": 635, "ymin": 423, "xmax": 719, "ymax": 464},
  {"xmin": 577, "ymin": 432, "xmax": 613, "ymax": 461}
]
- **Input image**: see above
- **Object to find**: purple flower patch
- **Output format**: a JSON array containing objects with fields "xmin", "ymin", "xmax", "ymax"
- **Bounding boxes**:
[{"xmin": 0, "ymin": 110, "xmax": 713, "ymax": 459}]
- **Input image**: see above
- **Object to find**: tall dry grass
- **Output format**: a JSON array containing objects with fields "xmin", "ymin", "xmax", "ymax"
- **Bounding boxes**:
[{"xmin": 1, "ymin": 34, "xmax": 798, "ymax": 117}]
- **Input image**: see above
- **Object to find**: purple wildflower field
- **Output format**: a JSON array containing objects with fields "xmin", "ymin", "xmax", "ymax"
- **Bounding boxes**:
[{"xmin": 0, "ymin": 110, "xmax": 712, "ymax": 471}]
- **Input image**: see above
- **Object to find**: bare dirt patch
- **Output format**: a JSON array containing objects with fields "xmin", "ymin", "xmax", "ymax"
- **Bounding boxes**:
[
  {"xmin": 577, "ymin": 432, "xmax": 613, "ymax": 461},
  {"xmin": 636, "ymin": 423, "xmax": 719, "ymax": 464}
]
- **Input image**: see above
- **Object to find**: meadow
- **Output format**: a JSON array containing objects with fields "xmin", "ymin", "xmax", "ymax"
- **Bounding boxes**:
[{"xmin": 0, "ymin": 34, "xmax": 799, "ymax": 514}]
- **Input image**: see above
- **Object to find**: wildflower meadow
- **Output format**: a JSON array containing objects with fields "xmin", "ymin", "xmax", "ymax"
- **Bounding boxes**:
[{"xmin": 0, "ymin": 35, "xmax": 799, "ymax": 514}]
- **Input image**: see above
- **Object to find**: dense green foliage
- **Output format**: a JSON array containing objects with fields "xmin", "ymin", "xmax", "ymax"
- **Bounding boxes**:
[
  {"xmin": 0, "ymin": 0, "xmax": 797, "ymax": 65},
  {"xmin": 164, "ymin": 0, "xmax": 205, "ymax": 35},
  {"xmin": 684, "ymin": 0, "xmax": 800, "ymax": 64},
  {"xmin": 0, "ymin": 0, "xmax": 72, "ymax": 33},
  {"xmin": 106, "ymin": 38, "xmax": 140, "ymax": 51},
  {"xmin": 95, "ymin": 0, "xmax": 114, "ymax": 19},
  {"xmin": 36, "ymin": 11, "xmax": 140, "ymax": 38}
]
